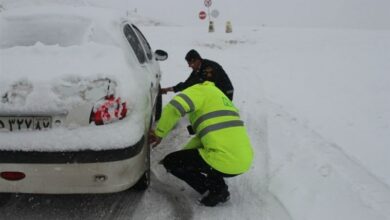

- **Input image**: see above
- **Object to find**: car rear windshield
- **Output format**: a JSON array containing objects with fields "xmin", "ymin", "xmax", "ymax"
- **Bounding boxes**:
[{"xmin": 0, "ymin": 16, "xmax": 109, "ymax": 48}]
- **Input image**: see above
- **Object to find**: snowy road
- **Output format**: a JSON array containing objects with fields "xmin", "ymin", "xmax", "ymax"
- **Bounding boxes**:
[
  {"xmin": 0, "ymin": 174, "xmax": 193, "ymax": 220},
  {"xmin": 267, "ymin": 101, "xmax": 390, "ymax": 220},
  {"xmin": 0, "ymin": 166, "xmax": 290, "ymax": 220},
  {"xmin": 1, "ymin": 190, "xmax": 144, "ymax": 219}
]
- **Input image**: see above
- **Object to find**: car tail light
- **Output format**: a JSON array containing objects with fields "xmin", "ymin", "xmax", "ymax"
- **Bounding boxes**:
[
  {"xmin": 90, "ymin": 95, "xmax": 128, "ymax": 125},
  {"xmin": 1, "ymin": 171, "xmax": 26, "ymax": 181}
]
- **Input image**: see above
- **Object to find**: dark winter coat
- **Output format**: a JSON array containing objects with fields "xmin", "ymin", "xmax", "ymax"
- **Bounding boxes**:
[{"xmin": 172, "ymin": 59, "xmax": 234, "ymax": 100}]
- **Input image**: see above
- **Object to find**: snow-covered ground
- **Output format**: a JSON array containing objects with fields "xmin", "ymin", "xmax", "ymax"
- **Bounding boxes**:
[
  {"xmin": 141, "ymin": 25, "xmax": 390, "ymax": 219},
  {"xmin": 1, "ymin": 1, "xmax": 390, "ymax": 219}
]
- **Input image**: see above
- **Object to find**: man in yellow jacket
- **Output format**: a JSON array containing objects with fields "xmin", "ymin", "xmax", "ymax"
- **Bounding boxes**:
[{"xmin": 149, "ymin": 81, "xmax": 253, "ymax": 207}]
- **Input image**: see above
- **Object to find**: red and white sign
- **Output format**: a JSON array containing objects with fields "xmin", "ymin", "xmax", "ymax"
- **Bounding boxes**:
[
  {"xmin": 199, "ymin": 11, "xmax": 207, "ymax": 20},
  {"xmin": 204, "ymin": 0, "xmax": 212, "ymax": 8}
]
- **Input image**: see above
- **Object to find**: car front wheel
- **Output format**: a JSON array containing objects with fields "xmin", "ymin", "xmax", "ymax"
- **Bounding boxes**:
[{"xmin": 155, "ymin": 89, "xmax": 162, "ymax": 121}]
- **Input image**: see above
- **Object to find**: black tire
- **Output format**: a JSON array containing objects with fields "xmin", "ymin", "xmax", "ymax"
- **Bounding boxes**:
[
  {"xmin": 0, "ymin": 193, "xmax": 11, "ymax": 207},
  {"xmin": 155, "ymin": 89, "xmax": 162, "ymax": 122},
  {"xmin": 132, "ymin": 170, "xmax": 150, "ymax": 191}
]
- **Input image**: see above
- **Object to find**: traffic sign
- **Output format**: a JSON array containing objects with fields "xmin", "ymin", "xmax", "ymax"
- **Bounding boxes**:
[
  {"xmin": 211, "ymin": 9, "xmax": 219, "ymax": 18},
  {"xmin": 199, "ymin": 11, "xmax": 207, "ymax": 20},
  {"xmin": 204, "ymin": 0, "xmax": 212, "ymax": 8}
]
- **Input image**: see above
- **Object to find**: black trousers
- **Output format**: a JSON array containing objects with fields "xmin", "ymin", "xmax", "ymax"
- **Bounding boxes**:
[{"xmin": 162, "ymin": 149, "xmax": 237, "ymax": 194}]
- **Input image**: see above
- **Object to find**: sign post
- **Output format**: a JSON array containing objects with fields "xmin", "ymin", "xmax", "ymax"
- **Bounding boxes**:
[
  {"xmin": 204, "ymin": 0, "xmax": 212, "ymax": 22},
  {"xmin": 204, "ymin": 0, "xmax": 213, "ymax": 32}
]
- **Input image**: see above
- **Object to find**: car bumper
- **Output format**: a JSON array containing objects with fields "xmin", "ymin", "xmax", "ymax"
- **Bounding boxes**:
[{"xmin": 0, "ymin": 136, "xmax": 148, "ymax": 194}]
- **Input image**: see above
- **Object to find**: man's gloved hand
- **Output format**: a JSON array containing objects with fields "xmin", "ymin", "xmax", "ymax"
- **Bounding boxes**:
[
  {"xmin": 148, "ymin": 129, "xmax": 162, "ymax": 148},
  {"xmin": 186, "ymin": 125, "xmax": 195, "ymax": 135},
  {"xmin": 160, "ymin": 87, "xmax": 173, "ymax": 94}
]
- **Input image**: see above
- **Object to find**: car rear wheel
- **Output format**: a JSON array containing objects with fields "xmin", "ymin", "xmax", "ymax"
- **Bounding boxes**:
[
  {"xmin": 0, "ymin": 193, "xmax": 11, "ymax": 207},
  {"xmin": 132, "ymin": 169, "xmax": 150, "ymax": 191}
]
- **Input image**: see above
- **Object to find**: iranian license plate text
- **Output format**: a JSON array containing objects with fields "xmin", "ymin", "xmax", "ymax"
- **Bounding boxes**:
[{"xmin": 0, "ymin": 116, "xmax": 52, "ymax": 132}]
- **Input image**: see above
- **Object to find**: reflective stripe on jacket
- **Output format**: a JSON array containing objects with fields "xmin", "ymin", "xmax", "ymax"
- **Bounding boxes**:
[{"xmin": 155, "ymin": 81, "xmax": 253, "ymax": 175}]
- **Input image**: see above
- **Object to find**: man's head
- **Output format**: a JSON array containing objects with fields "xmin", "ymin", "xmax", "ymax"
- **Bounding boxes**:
[{"xmin": 185, "ymin": 49, "xmax": 202, "ymax": 71}]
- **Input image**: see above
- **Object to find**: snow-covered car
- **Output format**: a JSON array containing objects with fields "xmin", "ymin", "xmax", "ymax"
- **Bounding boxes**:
[{"xmin": 0, "ymin": 6, "xmax": 167, "ymax": 202}]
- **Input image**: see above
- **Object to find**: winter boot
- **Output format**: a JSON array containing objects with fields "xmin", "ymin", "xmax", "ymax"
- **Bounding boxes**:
[{"xmin": 199, "ymin": 188, "xmax": 230, "ymax": 207}]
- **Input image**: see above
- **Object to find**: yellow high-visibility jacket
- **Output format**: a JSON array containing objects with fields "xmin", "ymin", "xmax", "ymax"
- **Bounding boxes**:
[{"xmin": 155, "ymin": 81, "xmax": 253, "ymax": 175}]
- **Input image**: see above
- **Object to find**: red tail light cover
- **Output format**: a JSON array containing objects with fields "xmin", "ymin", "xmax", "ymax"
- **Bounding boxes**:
[
  {"xmin": 90, "ymin": 95, "xmax": 127, "ymax": 125},
  {"xmin": 1, "ymin": 171, "xmax": 26, "ymax": 181}
]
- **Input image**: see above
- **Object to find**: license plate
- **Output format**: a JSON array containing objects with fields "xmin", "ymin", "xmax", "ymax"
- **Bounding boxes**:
[{"xmin": 0, "ymin": 116, "xmax": 52, "ymax": 132}]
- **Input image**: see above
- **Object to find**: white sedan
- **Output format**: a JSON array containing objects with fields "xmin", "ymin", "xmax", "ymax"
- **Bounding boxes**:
[{"xmin": 0, "ymin": 6, "xmax": 167, "ymax": 203}]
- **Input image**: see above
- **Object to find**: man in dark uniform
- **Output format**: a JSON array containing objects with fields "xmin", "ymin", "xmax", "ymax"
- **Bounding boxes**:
[{"xmin": 161, "ymin": 49, "xmax": 234, "ymax": 100}]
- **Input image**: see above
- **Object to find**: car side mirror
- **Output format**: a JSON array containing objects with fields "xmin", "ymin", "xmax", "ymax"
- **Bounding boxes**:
[{"xmin": 154, "ymin": 50, "xmax": 168, "ymax": 61}]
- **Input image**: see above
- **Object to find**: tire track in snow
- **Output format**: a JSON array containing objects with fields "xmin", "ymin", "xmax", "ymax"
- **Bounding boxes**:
[
  {"xmin": 267, "ymin": 100, "xmax": 390, "ymax": 220},
  {"xmin": 148, "ymin": 172, "xmax": 194, "ymax": 220}
]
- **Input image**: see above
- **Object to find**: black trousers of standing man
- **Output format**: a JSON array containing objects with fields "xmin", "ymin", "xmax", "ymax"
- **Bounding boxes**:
[{"xmin": 162, "ymin": 149, "xmax": 236, "ymax": 194}]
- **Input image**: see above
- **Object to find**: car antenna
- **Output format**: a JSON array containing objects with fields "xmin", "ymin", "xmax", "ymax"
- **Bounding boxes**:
[{"xmin": 107, "ymin": 79, "xmax": 112, "ymax": 98}]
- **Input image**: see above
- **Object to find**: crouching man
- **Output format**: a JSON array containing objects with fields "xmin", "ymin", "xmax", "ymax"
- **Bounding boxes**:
[{"xmin": 149, "ymin": 81, "xmax": 254, "ymax": 207}]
